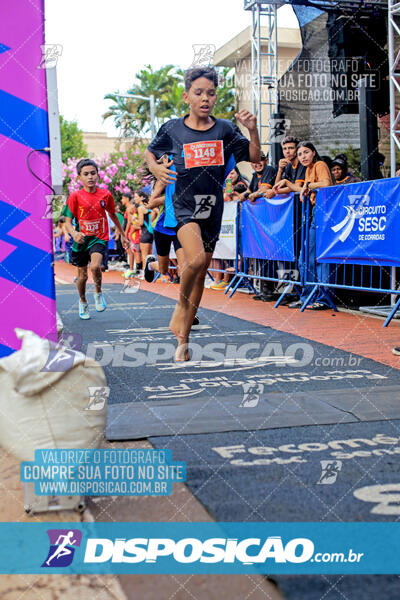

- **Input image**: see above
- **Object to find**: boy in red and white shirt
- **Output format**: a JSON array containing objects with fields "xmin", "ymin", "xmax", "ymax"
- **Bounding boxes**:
[{"xmin": 63, "ymin": 159, "xmax": 128, "ymax": 319}]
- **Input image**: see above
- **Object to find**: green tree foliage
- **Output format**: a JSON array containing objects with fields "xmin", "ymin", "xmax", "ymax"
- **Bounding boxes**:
[
  {"xmin": 214, "ymin": 67, "xmax": 237, "ymax": 121},
  {"xmin": 104, "ymin": 65, "xmax": 178, "ymax": 136},
  {"xmin": 102, "ymin": 94, "xmax": 142, "ymax": 137},
  {"xmin": 59, "ymin": 116, "xmax": 87, "ymax": 162},
  {"xmin": 161, "ymin": 74, "xmax": 187, "ymax": 118},
  {"xmin": 103, "ymin": 65, "xmax": 238, "ymax": 137}
]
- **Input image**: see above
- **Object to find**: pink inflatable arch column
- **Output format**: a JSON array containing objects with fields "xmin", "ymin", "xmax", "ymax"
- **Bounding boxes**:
[{"xmin": 0, "ymin": 0, "xmax": 56, "ymax": 356}]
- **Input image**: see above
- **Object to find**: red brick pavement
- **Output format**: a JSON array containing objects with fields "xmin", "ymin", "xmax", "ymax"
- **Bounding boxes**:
[{"xmin": 55, "ymin": 262, "xmax": 400, "ymax": 370}]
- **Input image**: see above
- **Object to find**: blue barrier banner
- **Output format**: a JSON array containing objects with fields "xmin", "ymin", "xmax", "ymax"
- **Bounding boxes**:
[
  {"xmin": 1, "ymin": 522, "xmax": 400, "ymax": 574},
  {"xmin": 316, "ymin": 178, "xmax": 400, "ymax": 266},
  {"xmin": 241, "ymin": 195, "xmax": 295, "ymax": 260}
]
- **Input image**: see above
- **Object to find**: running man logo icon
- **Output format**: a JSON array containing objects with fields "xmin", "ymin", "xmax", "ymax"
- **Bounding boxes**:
[
  {"xmin": 121, "ymin": 279, "xmax": 141, "ymax": 294},
  {"xmin": 41, "ymin": 334, "xmax": 82, "ymax": 372},
  {"xmin": 86, "ymin": 386, "xmax": 110, "ymax": 411},
  {"xmin": 193, "ymin": 195, "xmax": 216, "ymax": 219},
  {"xmin": 42, "ymin": 529, "xmax": 82, "ymax": 567},
  {"xmin": 190, "ymin": 44, "xmax": 216, "ymax": 67},
  {"xmin": 331, "ymin": 195, "xmax": 370, "ymax": 242},
  {"xmin": 269, "ymin": 118, "xmax": 290, "ymax": 143},
  {"xmin": 317, "ymin": 460, "xmax": 343, "ymax": 485},
  {"xmin": 37, "ymin": 44, "xmax": 63, "ymax": 69},
  {"xmin": 239, "ymin": 382, "xmax": 264, "ymax": 408}
]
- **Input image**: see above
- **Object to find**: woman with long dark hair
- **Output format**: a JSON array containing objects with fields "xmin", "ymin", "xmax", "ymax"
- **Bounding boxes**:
[
  {"xmin": 288, "ymin": 140, "xmax": 335, "ymax": 310},
  {"xmin": 223, "ymin": 166, "xmax": 249, "ymax": 202}
]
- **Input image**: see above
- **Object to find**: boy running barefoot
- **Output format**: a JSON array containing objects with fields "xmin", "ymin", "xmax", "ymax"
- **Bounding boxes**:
[
  {"xmin": 63, "ymin": 159, "xmax": 129, "ymax": 319},
  {"xmin": 145, "ymin": 67, "xmax": 260, "ymax": 360}
]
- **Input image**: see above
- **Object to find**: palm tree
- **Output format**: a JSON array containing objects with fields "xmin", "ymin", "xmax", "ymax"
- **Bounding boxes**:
[
  {"xmin": 214, "ymin": 67, "xmax": 237, "ymax": 121},
  {"xmin": 102, "ymin": 94, "xmax": 141, "ymax": 138},
  {"xmin": 161, "ymin": 80, "xmax": 187, "ymax": 118},
  {"xmin": 103, "ymin": 65, "xmax": 237, "ymax": 137},
  {"xmin": 103, "ymin": 65, "xmax": 179, "ymax": 136}
]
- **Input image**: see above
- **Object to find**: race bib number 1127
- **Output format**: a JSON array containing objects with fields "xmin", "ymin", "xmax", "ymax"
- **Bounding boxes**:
[{"xmin": 183, "ymin": 140, "xmax": 224, "ymax": 169}]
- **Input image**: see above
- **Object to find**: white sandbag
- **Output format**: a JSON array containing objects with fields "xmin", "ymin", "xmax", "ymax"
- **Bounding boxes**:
[{"xmin": 0, "ymin": 329, "xmax": 107, "ymax": 461}]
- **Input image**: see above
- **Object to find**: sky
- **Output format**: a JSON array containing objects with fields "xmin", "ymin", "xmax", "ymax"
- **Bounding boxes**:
[{"xmin": 44, "ymin": 0, "xmax": 298, "ymax": 136}]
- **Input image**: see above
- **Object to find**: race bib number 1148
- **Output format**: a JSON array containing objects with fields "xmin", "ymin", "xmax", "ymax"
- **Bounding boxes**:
[{"xmin": 183, "ymin": 140, "xmax": 224, "ymax": 169}]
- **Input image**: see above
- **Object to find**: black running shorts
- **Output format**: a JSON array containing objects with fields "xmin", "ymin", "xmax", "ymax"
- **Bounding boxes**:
[
  {"xmin": 70, "ymin": 242, "xmax": 107, "ymax": 268},
  {"xmin": 140, "ymin": 229, "xmax": 154, "ymax": 244},
  {"xmin": 154, "ymin": 230, "xmax": 182, "ymax": 257}
]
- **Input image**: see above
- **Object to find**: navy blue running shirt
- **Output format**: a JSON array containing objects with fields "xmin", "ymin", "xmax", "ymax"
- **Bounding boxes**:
[
  {"xmin": 281, "ymin": 160, "xmax": 306, "ymax": 186},
  {"xmin": 147, "ymin": 116, "xmax": 251, "ymax": 231}
]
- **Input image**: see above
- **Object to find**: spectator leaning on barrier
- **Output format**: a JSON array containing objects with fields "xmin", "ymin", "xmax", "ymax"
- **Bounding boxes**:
[
  {"xmin": 331, "ymin": 157, "xmax": 361, "ymax": 185},
  {"xmin": 273, "ymin": 135, "xmax": 306, "ymax": 194},
  {"xmin": 210, "ymin": 168, "xmax": 249, "ymax": 290},
  {"xmin": 239, "ymin": 154, "xmax": 277, "ymax": 301},
  {"xmin": 243, "ymin": 152, "xmax": 277, "ymax": 201},
  {"xmin": 269, "ymin": 136, "xmax": 307, "ymax": 304},
  {"xmin": 223, "ymin": 167, "xmax": 249, "ymax": 202},
  {"xmin": 287, "ymin": 140, "xmax": 335, "ymax": 311}
]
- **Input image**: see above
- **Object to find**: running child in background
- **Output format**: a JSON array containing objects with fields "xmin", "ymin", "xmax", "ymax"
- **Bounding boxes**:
[
  {"xmin": 114, "ymin": 201, "xmax": 127, "ymax": 263},
  {"xmin": 53, "ymin": 218, "xmax": 65, "ymax": 258},
  {"xmin": 144, "ymin": 154, "xmax": 185, "ymax": 283},
  {"xmin": 123, "ymin": 198, "xmax": 142, "ymax": 278},
  {"xmin": 136, "ymin": 190, "xmax": 157, "ymax": 279},
  {"xmin": 145, "ymin": 67, "xmax": 261, "ymax": 360},
  {"xmin": 63, "ymin": 158, "xmax": 129, "ymax": 319}
]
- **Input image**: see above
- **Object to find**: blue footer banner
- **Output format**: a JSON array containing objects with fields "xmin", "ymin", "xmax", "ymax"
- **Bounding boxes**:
[
  {"xmin": 241, "ymin": 195, "xmax": 295, "ymax": 261},
  {"xmin": 316, "ymin": 178, "xmax": 400, "ymax": 266},
  {"xmin": 1, "ymin": 522, "xmax": 400, "ymax": 574}
]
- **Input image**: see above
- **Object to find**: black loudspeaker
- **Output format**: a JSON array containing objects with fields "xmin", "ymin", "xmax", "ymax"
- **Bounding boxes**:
[
  {"xmin": 327, "ymin": 10, "xmax": 389, "ymax": 118},
  {"xmin": 359, "ymin": 78, "xmax": 381, "ymax": 181}
]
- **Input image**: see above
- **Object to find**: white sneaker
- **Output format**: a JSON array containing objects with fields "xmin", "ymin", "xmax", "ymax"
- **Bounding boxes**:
[
  {"xmin": 137, "ymin": 270, "xmax": 144, "ymax": 280},
  {"xmin": 79, "ymin": 300, "xmax": 90, "ymax": 320},
  {"xmin": 94, "ymin": 292, "xmax": 106, "ymax": 312}
]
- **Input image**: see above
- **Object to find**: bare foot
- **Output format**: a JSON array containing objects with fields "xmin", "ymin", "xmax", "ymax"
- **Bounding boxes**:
[
  {"xmin": 174, "ymin": 336, "xmax": 190, "ymax": 362},
  {"xmin": 169, "ymin": 303, "xmax": 185, "ymax": 340}
]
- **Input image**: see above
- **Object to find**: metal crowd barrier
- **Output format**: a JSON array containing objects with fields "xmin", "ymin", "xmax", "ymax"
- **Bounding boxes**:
[
  {"xmin": 153, "ymin": 257, "xmax": 234, "ymax": 284},
  {"xmin": 153, "ymin": 183, "xmax": 400, "ymax": 327},
  {"xmin": 208, "ymin": 258, "xmax": 236, "ymax": 282},
  {"xmin": 153, "ymin": 262, "xmax": 178, "ymax": 282},
  {"xmin": 225, "ymin": 194, "xmax": 305, "ymax": 301},
  {"xmin": 227, "ymin": 191, "xmax": 400, "ymax": 327},
  {"xmin": 301, "ymin": 197, "xmax": 399, "ymax": 325}
]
